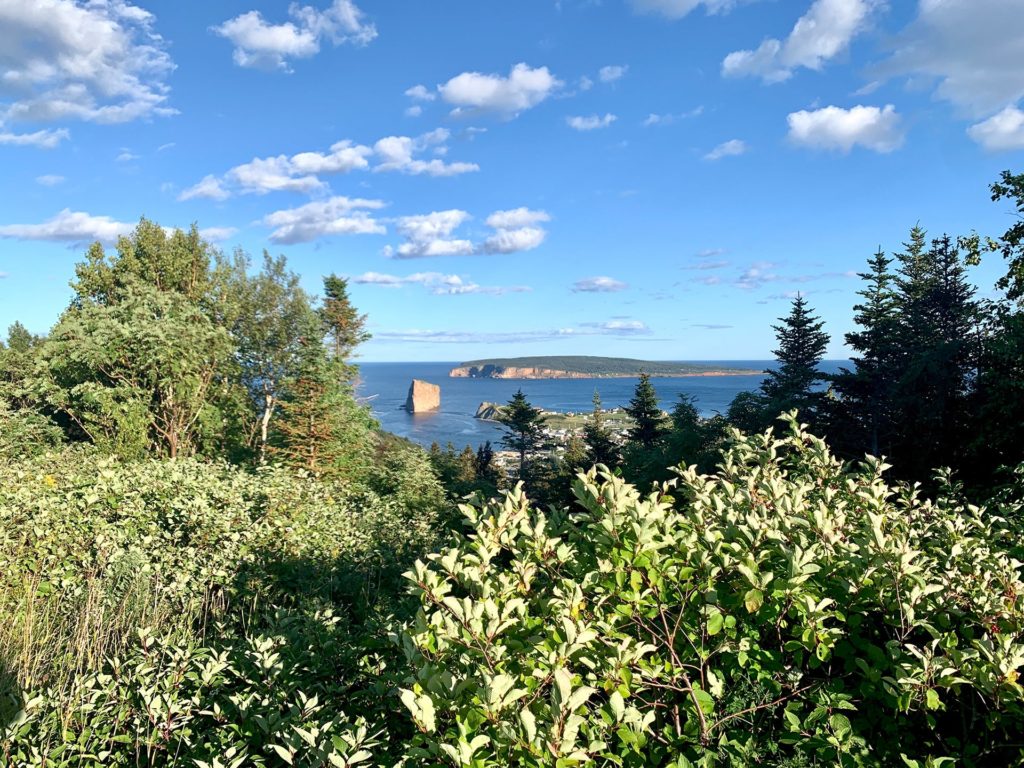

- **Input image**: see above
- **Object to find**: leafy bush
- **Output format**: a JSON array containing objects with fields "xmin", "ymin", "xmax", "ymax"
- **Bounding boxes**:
[
  {"xmin": 397, "ymin": 414, "xmax": 1024, "ymax": 766},
  {"xmin": 0, "ymin": 447, "xmax": 442, "ymax": 766}
]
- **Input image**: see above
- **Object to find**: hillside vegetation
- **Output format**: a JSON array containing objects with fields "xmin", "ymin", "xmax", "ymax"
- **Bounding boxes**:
[
  {"xmin": 4, "ymin": 170, "xmax": 1024, "ymax": 765},
  {"xmin": 452, "ymin": 356, "xmax": 760, "ymax": 376}
]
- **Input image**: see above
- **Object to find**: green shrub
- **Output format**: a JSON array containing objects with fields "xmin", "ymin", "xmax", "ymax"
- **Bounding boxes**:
[
  {"xmin": 397, "ymin": 414, "xmax": 1024, "ymax": 766},
  {"xmin": 0, "ymin": 448, "xmax": 443, "ymax": 766}
]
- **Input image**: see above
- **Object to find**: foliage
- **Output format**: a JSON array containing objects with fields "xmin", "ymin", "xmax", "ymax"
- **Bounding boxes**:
[
  {"xmin": 583, "ymin": 391, "xmax": 620, "ymax": 468},
  {"xmin": 31, "ymin": 280, "xmax": 233, "ymax": 459},
  {"xmin": 989, "ymin": 170, "xmax": 1024, "ymax": 303},
  {"xmin": 760, "ymin": 295, "xmax": 829, "ymax": 427},
  {"xmin": 624, "ymin": 373, "xmax": 665, "ymax": 449},
  {"xmin": 499, "ymin": 390, "xmax": 546, "ymax": 479},
  {"xmin": 397, "ymin": 413, "xmax": 1024, "ymax": 767},
  {"xmin": 0, "ymin": 447, "xmax": 443, "ymax": 766}
]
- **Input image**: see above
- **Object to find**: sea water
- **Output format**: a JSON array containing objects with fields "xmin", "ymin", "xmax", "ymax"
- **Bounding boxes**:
[{"xmin": 356, "ymin": 360, "xmax": 850, "ymax": 449}]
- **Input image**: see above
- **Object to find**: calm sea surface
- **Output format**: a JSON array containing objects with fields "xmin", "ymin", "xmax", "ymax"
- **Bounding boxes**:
[{"xmin": 356, "ymin": 360, "xmax": 849, "ymax": 449}]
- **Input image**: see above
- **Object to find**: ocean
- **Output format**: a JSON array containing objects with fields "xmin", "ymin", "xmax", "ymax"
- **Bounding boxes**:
[{"xmin": 356, "ymin": 360, "xmax": 850, "ymax": 449}]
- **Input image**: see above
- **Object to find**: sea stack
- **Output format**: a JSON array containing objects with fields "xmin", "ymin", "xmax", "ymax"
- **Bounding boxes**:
[{"xmin": 405, "ymin": 379, "xmax": 441, "ymax": 413}]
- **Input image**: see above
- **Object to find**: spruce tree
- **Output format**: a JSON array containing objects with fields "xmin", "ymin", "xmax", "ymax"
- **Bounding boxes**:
[
  {"xmin": 321, "ymin": 275, "xmax": 370, "ymax": 362},
  {"xmin": 761, "ymin": 295, "xmax": 829, "ymax": 422},
  {"xmin": 624, "ymin": 373, "xmax": 665, "ymax": 448},
  {"xmin": 582, "ymin": 390, "xmax": 619, "ymax": 467},
  {"xmin": 832, "ymin": 248, "xmax": 900, "ymax": 456},
  {"xmin": 499, "ymin": 390, "xmax": 546, "ymax": 479}
]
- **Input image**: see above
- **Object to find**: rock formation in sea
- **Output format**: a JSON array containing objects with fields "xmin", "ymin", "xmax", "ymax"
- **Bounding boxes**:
[{"xmin": 405, "ymin": 379, "xmax": 441, "ymax": 413}]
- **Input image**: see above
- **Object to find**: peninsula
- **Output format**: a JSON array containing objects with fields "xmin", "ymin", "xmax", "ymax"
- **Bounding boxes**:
[{"xmin": 449, "ymin": 356, "xmax": 763, "ymax": 379}]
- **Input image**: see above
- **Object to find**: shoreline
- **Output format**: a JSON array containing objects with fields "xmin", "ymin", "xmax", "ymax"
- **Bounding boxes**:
[{"xmin": 450, "ymin": 370, "xmax": 765, "ymax": 380}]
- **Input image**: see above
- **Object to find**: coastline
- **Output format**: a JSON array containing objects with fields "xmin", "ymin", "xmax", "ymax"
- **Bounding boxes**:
[{"xmin": 450, "ymin": 369, "xmax": 765, "ymax": 380}]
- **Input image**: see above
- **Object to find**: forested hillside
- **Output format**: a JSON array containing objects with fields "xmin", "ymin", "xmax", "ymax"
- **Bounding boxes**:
[{"xmin": 2, "ymin": 171, "xmax": 1024, "ymax": 766}]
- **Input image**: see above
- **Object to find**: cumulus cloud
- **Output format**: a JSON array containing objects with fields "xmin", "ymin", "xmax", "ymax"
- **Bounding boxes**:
[
  {"xmin": 35, "ymin": 174, "xmax": 65, "ymax": 186},
  {"xmin": 573, "ymin": 276, "xmax": 629, "ymax": 292},
  {"xmin": 405, "ymin": 84, "xmax": 435, "ymax": 101},
  {"xmin": 567, "ymin": 113, "xmax": 617, "ymax": 131},
  {"xmin": 181, "ymin": 130, "xmax": 474, "ymax": 198},
  {"xmin": 0, "ymin": 0, "xmax": 174, "ymax": 125},
  {"xmin": 879, "ymin": 0, "xmax": 1024, "ymax": 118},
  {"xmin": 198, "ymin": 226, "xmax": 238, "ymax": 242},
  {"xmin": 438, "ymin": 63, "xmax": 562, "ymax": 116},
  {"xmin": 704, "ymin": 138, "xmax": 748, "ymax": 160},
  {"xmin": 0, "ymin": 128, "xmax": 69, "ymax": 149},
  {"xmin": 389, "ymin": 210, "xmax": 475, "ymax": 258},
  {"xmin": 787, "ymin": 104, "xmax": 904, "ymax": 152},
  {"xmin": 178, "ymin": 174, "xmax": 231, "ymax": 202},
  {"xmin": 261, "ymin": 196, "xmax": 386, "ymax": 243},
  {"xmin": 212, "ymin": 0, "xmax": 375, "ymax": 71},
  {"xmin": 481, "ymin": 207, "xmax": 550, "ymax": 254},
  {"xmin": 384, "ymin": 206, "xmax": 551, "ymax": 258},
  {"xmin": 599, "ymin": 65, "xmax": 628, "ymax": 83},
  {"xmin": 723, "ymin": 0, "xmax": 877, "ymax": 83},
  {"xmin": 0, "ymin": 209, "xmax": 133, "ymax": 244},
  {"xmin": 967, "ymin": 106, "xmax": 1024, "ymax": 151},
  {"xmin": 404, "ymin": 105, "xmax": 423, "ymax": 117},
  {"xmin": 373, "ymin": 130, "xmax": 480, "ymax": 175},
  {"xmin": 629, "ymin": 0, "xmax": 739, "ymax": 19}
]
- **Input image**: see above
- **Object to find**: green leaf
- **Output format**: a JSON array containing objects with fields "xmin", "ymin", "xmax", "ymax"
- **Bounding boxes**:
[
  {"xmin": 744, "ymin": 588, "xmax": 764, "ymax": 613},
  {"xmin": 706, "ymin": 611, "xmax": 725, "ymax": 636}
]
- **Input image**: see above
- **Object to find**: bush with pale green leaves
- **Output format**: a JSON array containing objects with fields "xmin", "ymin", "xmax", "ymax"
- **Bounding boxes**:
[
  {"xmin": 396, "ymin": 414, "xmax": 1024, "ymax": 767},
  {"xmin": 0, "ymin": 446, "xmax": 441, "ymax": 767}
]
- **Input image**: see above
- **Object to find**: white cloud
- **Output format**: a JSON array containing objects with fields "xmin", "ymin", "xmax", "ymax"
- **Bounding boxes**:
[
  {"xmin": 880, "ymin": 0, "xmax": 1024, "ymax": 117},
  {"xmin": 0, "ymin": 209, "xmax": 132, "ymax": 244},
  {"xmin": 629, "ymin": 0, "xmax": 739, "ymax": 20},
  {"xmin": 198, "ymin": 226, "xmax": 238, "ymax": 242},
  {"xmin": 439, "ymin": 63, "xmax": 562, "ymax": 116},
  {"xmin": 599, "ymin": 65, "xmax": 628, "ymax": 83},
  {"xmin": 404, "ymin": 105, "xmax": 423, "ymax": 117},
  {"xmin": 723, "ymin": 0, "xmax": 877, "ymax": 83},
  {"xmin": 355, "ymin": 271, "xmax": 532, "ymax": 296},
  {"xmin": 704, "ymin": 138, "xmax": 748, "ymax": 160},
  {"xmin": 116, "ymin": 149, "xmax": 139, "ymax": 162},
  {"xmin": 485, "ymin": 208, "xmax": 551, "ymax": 229},
  {"xmin": 182, "ymin": 130, "xmax": 473, "ymax": 198},
  {"xmin": 968, "ymin": 106, "xmax": 1024, "ymax": 151},
  {"xmin": 481, "ymin": 207, "xmax": 550, "ymax": 254},
  {"xmin": 581, "ymin": 319, "xmax": 651, "ymax": 334},
  {"xmin": 481, "ymin": 227, "xmax": 547, "ymax": 254},
  {"xmin": 567, "ymin": 113, "xmax": 617, "ymax": 131},
  {"xmin": 735, "ymin": 262, "xmax": 780, "ymax": 290},
  {"xmin": 573, "ymin": 276, "xmax": 629, "ymax": 292},
  {"xmin": 35, "ymin": 174, "xmax": 65, "ymax": 186},
  {"xmin": 178, "ymin": 174, "xmax": 231, "ymax": 202},
  {"xmin": 405, "ymin": 84, "xmax": 435, "ymax": 101},
  {"xmin": 261, "ymin": 196, "xmax": 386, "ymax": 243},
  {"xmin": 212, "ymin": 0, "xmax": 375, "ymax": 71},
  {"xmin": 384, "ymin": 206, "xmax": 550, "ymax": 258},
  {"xmin": 787, "ymin": 104, "xmax": 903, "ymax": 152},
  {"xmin": 0, "ymin": 0, "xmax": 174, "ymax": 125},
  {"xmin": 391, "ymin": 210, "xmax": 475, "ymax": 258},
  {"xmin": 373, "ymin": 130, "xmax": 479, "ymax": 176},
  {"xmin": 0, "ymin": 128, "xmax": 69, "ymax": 149},
  {"xmin": 643, "ymin": 107, "xmax": 703, "ymax": 126},
  {"xmin": 579, "ymin": 76, "xmax": 594, "ymax": 91}
]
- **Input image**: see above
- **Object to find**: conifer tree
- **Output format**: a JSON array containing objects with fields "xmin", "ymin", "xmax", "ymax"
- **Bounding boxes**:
[
  {"xmin": 832, "ymin": 248, "xmax": 901, "ymax": 455},
  {"xmin": 321, "ymin": 275, "xmax": 370, "ymax": 362},
  {"xmin": 499, "ymin": 390, "xmax": 546, "ymax": 478},
  {"xmin": 582, "ymin": 390, "xmax": 619, "ymax": 467},
  {"xmin": 761, "ymin": 295, "xmax": 829, "ymax": 422},
  {"xmin": 624, "ymin": 373, "xmax": 665, "ymax": 448}
]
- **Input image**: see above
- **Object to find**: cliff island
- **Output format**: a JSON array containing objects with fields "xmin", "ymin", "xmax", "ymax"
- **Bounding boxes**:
[{"xmin": 450, "ymin": 356, "xmax": 762, "ymax": 379}]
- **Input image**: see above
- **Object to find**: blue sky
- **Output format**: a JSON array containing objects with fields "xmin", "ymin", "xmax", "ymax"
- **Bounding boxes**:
[{"xmin": 1, "ymin": 0, "xmax": 1022, "ymax": 362}]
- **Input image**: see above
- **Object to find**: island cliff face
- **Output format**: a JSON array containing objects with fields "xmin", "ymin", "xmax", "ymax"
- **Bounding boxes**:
[
  {"xmin": 405, "ymin": 379, "xmax": 441, "ymax": 412},
  {"xmin": 452, "ymin": 365, "xmax": 596, "ymax": 379}
]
